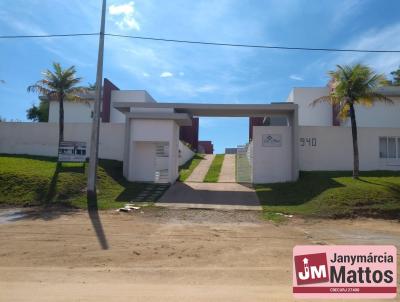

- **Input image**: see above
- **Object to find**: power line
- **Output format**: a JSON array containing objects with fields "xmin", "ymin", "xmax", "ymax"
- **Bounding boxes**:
[
  {"xmin": 0, "ymin": 33, "xmax": 99, "ymax": 39},
  {"xmin": 1, "ymin": 32, "xmax": 400, "ymax": 53},
  {"xmin": 106, "ymin": 34, "xmax": 400, "ymax": 53}
]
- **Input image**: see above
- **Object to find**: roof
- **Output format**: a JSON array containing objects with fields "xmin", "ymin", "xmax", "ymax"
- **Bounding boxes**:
[
  {"xmin": 125, "ymin": 112, "xmax": 192, "ymax": 126},
  {"xmin": 113, "ymin": 102, "xmax": 297, "ymax": 117},
  {"xmin": 375, "ymin": 86, "xmax": 400, "ymax": 97},
  {"xmin": 40, "ymin": 91, "xmax": 96, "ymax": 101}
]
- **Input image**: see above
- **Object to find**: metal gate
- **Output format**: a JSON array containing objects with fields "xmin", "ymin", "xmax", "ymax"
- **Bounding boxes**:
[
  {"xmin": 154, "ymin": 142, "xmax": 169, "ymax": 183},
  {"xmin": 236, "ymin": 143, "xmax": 252, "ymax": 183}
]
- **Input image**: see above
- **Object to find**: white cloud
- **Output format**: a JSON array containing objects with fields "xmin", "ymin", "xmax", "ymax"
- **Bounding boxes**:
[
  {"xmin": 160, "ymin": 71, "xmax": 173, "ymax": 78},
  {"xmin": 302, "ymin": 23, "xmax": 400, "ymax": 87},
  {"xmin": 333, "ymin": 23, "xmax": 400, "ymax": 74},
  {"xmin": 109, "ymin": 2, "xmax": 135, "ymax": 15},
  {"xmin": 0, "ymin": 12, "xmax": 93, "ymax": 67},
  {"xmin": 196, "ymin": 84, "xmax": 218, "ymax": 93},
  {"xmin": 108, "ymin": 1, "xmax": 140, "ymax": 31},
  {"xmin": 289, "ymin": 74, "xmax": 304, "ymax": 81},
  {"xmin": 142, "ymin": 72, "xmax": 150, "ymax": 77},
  {"xmin": 331, "ymin": 0, "xmax": 363, "ymax": 29}
]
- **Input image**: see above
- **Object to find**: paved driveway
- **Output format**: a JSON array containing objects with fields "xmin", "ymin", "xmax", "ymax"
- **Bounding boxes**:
[
  {"xmin": 186, "ymin": 154, "xmax": 215, "ymax": 182},
  {"xmin": 218, "ymin": 154, "xmax": 236, "ymax": 182},
  {"xmin": 158, "ymin": 182, "xmax": 261, "ymax": 209}
]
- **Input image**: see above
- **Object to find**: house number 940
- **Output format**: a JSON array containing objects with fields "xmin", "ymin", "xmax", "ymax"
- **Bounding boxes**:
[{"xmin": 300, "ymin": 137, "xmax": 317, "ymax": 147}]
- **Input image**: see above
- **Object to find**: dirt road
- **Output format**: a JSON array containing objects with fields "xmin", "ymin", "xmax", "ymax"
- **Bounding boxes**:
[{"xmin": 0, "ymin": 208, "xmax": 398, "ymax": 301}]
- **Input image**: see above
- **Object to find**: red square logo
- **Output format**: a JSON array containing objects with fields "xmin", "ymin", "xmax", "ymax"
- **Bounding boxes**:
[{"xmin": 294, "ymin": 252, "xmax": 329, "ymax": 285}]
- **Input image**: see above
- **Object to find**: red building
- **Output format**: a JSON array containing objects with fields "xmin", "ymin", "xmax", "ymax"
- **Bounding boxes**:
[
  {"xmin": 198, "ymin": 141, "xmax": 214, "ymax": 154},
  {"xmin": 179, "ymin": 117, "xmax": 199, "ymax": 150}
]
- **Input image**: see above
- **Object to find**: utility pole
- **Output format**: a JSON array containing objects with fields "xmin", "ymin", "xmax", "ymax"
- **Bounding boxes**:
[{"xmin": 87, "ymin": 0, "xmax": 106, "ymax": 207}]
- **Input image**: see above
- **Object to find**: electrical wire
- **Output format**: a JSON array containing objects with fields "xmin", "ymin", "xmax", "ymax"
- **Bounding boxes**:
[{"xmin": 0, "ymin": 32, "xmax": 399, "ymax": 53}]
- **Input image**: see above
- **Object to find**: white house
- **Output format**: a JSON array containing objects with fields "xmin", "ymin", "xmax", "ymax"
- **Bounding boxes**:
[{"xmin": 1, "ymin": 79, "xmax": 399, "ymax": 184}]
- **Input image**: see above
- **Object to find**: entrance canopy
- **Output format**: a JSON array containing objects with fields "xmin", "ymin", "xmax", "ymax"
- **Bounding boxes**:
[
  {"xmin": 114, "ymin": 102, "xmax": 297, "ymax": 117},
  {"xmin": 114, "ymin": 101, "xmax": 299, "ymax": 184}
]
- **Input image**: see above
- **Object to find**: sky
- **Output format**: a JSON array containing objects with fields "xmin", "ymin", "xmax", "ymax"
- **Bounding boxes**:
[{"xmin": 1, "ymin": 0, "xmax": 400, "ymax": 153}]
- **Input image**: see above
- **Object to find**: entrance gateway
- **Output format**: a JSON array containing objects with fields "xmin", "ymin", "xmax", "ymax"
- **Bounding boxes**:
[{"xmin": 114, "ymin": 102, "xmax": 299, "ymax": 184}]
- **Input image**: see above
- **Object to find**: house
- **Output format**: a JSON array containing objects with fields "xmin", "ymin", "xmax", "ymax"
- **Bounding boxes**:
[
  {"xmin": 1, "ymin": 79, "xmax": 399, "ymax": 184},
  {"xmin": 198, "ymin": 141, "xmax": 214, "ymax": 154}
]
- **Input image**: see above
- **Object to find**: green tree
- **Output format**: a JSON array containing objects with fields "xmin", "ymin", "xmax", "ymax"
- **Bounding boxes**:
[
  {"xmin": 28, "ymin": 63, "xmax": 85, "ymax": 146},
  {"xmin": 26, "ymin": 100, "xmax": 49, "ymax": 122},
  {"xmin": 389, "ymin": 66, "xmax": 400, "ymax": 86},
  {"xmin": 312, "ymin": 64, "xmax": 392, "ymax": 178}
]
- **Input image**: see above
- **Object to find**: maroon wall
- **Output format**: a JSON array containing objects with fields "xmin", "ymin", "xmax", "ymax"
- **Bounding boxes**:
[
  {"xmin": 249, "ymin": 117, "xmax": 264, "ymax": 141},
  {"xmin": 101, "ymin": 78, "xmax": 120, "ymax": 123},
  {"xmin": 327, "ymin": 80, "xmax": 341, "ymax": 126},
  {"xmin": 198, "ymin": 141, "xmax": 214, "ymax": 154},
  {"xmin": 332, "ymin": 104, "xmax": 341, "ymax": 126},
  {"xmin": 179, "ymin": 117, "xmax": 199, "ymax": 150}
]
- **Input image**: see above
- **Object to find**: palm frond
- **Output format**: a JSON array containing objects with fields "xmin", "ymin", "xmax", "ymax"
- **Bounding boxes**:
[
  {"xmin": 28, "ymin": 62, "xmax": 84, "ymax": 102},
  {"xmin": 27, "ymin": 84, "xmax": 51, "ymax": 95},
  {"xmin": 337, "ymin": 102, "xmax": 350, "ymax": 121},
  {"xmin": 368, "ymin": 92, "xmax": 393, "ymax": 104},
  {"xmin": 309, "ymin": 95, "xmax": 332, "ymax": 107}
]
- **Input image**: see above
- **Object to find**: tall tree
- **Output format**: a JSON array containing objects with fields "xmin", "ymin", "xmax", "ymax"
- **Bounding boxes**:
[
  {"xmin": 26, "ymin": 100, "xmax": 49, "ymax": 122},
  {"xmin": 28, "ymin": 63, "xmax": 85, "ymax": 146},
  {"xmin": 312, "ymin": 64, "xmax": 392, "ymax": 178},
  {"xmin": 389, "ymin": 66, "xmax": 400, "ymax": 86}
]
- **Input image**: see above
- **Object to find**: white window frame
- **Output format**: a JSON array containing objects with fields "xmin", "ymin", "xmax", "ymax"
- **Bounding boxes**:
[{"xmin": 379, "ymin": 136, "xmax": 400, "ymax": 159}]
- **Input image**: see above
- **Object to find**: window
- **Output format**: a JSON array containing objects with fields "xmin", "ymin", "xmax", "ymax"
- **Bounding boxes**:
[
  {"xmin": 398, "ymin": 138, "xmax": 400, "ymax": 158},
  {"xmin": 388, "ymin": 137, "xmax": 396, "ymax": 158},
  {"xmin": 379, "ymin": 137, "xmax": 388, "ymax": 158},
  {"xmin": 379, "ymin": 136, "xmax": 400, "ymax": 159}
]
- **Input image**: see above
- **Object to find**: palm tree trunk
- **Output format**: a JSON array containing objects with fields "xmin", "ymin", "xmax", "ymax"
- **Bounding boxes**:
[
  {"xmin": 59, "ymin": 95, "xmax": 64, "ymax": 145},
  {"xmin": 349, "ymin": 102, "xmax": 359, "ymax": 178}
]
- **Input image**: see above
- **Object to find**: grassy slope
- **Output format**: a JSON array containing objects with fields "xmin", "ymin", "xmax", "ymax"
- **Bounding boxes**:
[
  {"xmin": 179, "ymin": 154, "xmax": 204, "ymax": 181},
  {"xmin": 204, "ymin": 154, "xmax": 225, "ymax": 183},
  {"xmin": 256, "ymin": 171, "xmax": 400, "ymax": 219},
  {"xmin": 0, "ymin": 155, "xmax": 152, "ymax": 209}
]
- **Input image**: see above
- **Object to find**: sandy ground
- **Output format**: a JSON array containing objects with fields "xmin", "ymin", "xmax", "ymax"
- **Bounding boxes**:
[{"xmin": 0, "ymin": 207, "xmax": 399, "ymax": 302}]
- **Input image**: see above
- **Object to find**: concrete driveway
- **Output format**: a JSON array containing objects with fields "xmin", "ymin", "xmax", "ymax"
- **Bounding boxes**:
[
  {"xmin": 218, "ymin": 154, "xmax": 236, "ymax": 183},
  {"xmin": 186, "ymin": 154, "xmax": 215, "ymax": 182},
  {"xmin": 157, "ymin": 182, "xmax": 261, "ymax": 210}
]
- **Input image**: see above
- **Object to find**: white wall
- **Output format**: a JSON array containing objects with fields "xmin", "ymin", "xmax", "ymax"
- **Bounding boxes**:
[
  {"xmin": 133, "ymin": 142, "xmax": 156, "ymax": 182},
  {"xmin": 299, "ymin": 126, "xmax": 400, "ymax": 171},
  {"xmin": 179, "ymin": 140, "xmax": 195, "ymax": 166},
  {"xmin": 131, "ymin": 119, "xmax": 175, "ymax": 142},
  {"xmin": 48, "ymin": 90, "xmax": 159, "ymax": 124},
  {"xmin": 111, "ymin": 90, "xmax": 156, "ymax": 103},
  {"xmin": 128, "ymin": 119, "xmax": 180, "ymax": 183},
  {"xmin": 49, "ymin": 101, "xmax": 94, "ymax": 123},
  {"xmin": 110, "ymin": 90, "xmax": 157, "ymax": 123},
  {"xmin": 342, "ymin": 97, "xmax": 400, "ymax": 128},
  {"xmin": 287, "ymin": 87, "xmax": 332, "ymax": 126},
  {"xmin": 0, "ymin": 122, "xmax": 124, "ymax": 160},
  {"xmin": 252, "ymin": 126, "xmax": 293, "ymax": 183},
  {"xmin": 289, "ymin": 87, "xmax": 400, "ymax": 128}
]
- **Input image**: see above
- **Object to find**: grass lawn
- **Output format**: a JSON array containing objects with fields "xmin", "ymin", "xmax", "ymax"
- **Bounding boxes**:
[
  {"xmin": 0, "ymin": 154, "xmax": 168, "ymax": 209},
  {"xmin": 179, "ymin": 154, "xmax": 204, "ymax": 181},
  {"xmin": 204, "ymin": 154, "xmax": 225, "ymax": 183},
  {"xmin": 256, "ymin": 171, "xmax": 400, "ymax": 220}
]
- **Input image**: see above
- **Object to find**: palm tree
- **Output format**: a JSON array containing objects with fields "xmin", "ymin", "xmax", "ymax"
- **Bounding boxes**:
[
  {"xmin": 312, "ymin": 64, "xmax": 392, "ymax": 178},
  {"xmin": 28, "ymin": 63, "xmax": 85, "ymax": 147}
]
